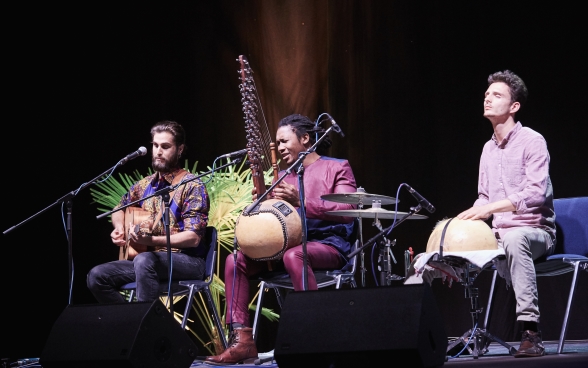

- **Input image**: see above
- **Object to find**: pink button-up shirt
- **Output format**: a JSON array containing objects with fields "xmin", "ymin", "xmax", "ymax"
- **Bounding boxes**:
[{"xmin": 473, "ymin": 122, "xmax": 556, "ymax": 239}]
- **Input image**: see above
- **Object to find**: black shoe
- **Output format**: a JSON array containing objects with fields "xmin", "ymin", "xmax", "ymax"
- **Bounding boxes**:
[{"xmin": 514, "ymin": 330, "xmax": 545, "ymax": 358}]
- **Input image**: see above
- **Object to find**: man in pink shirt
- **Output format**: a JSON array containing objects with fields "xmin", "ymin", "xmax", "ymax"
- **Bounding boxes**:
[
  {"xmin": 205, "ymin": 114, "xmax": 357, "ymax": 365},
  {"xmin": 457, "ymin": 70, "xmax": 556, "ymax": 358}
]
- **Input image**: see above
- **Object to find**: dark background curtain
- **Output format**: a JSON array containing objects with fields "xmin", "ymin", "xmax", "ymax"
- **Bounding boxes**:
[{"xmin": 2, "ymin": 1, "xmax": 586, "ymax": 359}]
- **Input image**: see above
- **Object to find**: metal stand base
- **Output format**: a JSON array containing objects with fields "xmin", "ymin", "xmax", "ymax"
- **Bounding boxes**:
[
  {"xmin": 444, "ymin": 258, "xmax": 517, "ymax": 358},
  {"xmin": 254, "ymin": 349, "xmax": 276, "ymax": 365},
  {"xmin": 447, "ymin": 327, "xmax": 517, "ymax": 358},
  {"xmin": 254, "ymin": 356, "xmax": 275, "ymax": 365}
]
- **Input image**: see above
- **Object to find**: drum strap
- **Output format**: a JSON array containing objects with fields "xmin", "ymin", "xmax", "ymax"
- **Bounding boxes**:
[{"xmin": 438, "ymin": 217, "xmax": 455, "ymax": 259}]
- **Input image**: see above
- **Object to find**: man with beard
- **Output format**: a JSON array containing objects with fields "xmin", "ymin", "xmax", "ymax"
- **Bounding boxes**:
[{"xmin": 87, "ymin": 120, "xmax": 210, "ymax": 303}]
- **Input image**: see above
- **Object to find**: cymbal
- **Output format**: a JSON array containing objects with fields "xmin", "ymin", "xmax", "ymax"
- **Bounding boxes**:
[
  {"xmin": 321, "ymin": 192, "xmax": 397, "ymax": 205},
  {"xmin": 325, "ymin": 208, "xmax": 428, "ymax": 220}
]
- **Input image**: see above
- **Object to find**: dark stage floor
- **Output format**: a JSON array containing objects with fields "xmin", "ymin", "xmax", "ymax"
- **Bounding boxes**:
[
  {"xmin": 196, "ymin": 340, "xmax": 588, "ymax": 367},
  {"xmin": 5, "ymin": 340, "xmax": 587, "ymax": 368}
]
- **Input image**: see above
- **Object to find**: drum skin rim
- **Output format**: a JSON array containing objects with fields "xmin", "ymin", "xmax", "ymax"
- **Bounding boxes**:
[
  {"xmin": 235, "ymin": 199, "xmax": 302, "ymax": 261},
  {"xmin": 426, "ymin": 218, "xmax": 497, "ymax": 253}
]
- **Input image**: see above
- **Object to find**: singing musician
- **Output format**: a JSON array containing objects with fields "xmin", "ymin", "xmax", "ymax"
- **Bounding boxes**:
[
  {"xmin": 87, "ymin": 120, "xmax": 210, "ymax": 303},
  {"xmin": 457, "ymin": 70, "xmax": 556, "ymax": 358},
  {"xmin": 205, "ymin": 113, "xmax": 358, "ymax": 365}
]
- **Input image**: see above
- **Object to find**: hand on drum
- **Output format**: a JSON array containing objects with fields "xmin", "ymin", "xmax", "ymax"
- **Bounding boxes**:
[
  {"xmin": 457, "ymin": 199, "xmax": 516, "ymax": 220},
  {"xmin": 457, "ymin": 205, "xmax": 492, "ymax": 221}
]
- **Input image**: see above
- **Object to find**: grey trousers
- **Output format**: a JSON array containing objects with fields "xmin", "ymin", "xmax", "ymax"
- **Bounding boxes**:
[{"xmin": 496, "ymin": 227, "xmax": 554, "ymax": 323}]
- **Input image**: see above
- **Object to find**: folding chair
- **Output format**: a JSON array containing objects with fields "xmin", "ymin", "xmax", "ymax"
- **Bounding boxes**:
[{"xmin": 485, "ymin": 196, "xmax": 588, "ymax": 354}]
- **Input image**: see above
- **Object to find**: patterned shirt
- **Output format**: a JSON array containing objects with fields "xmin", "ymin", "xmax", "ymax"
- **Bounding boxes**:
[
  {"xmin": 473, "ymin": 122, "xmax": 555, "ymax": 240},
  {"xmin": 116, "ymin": 168, "xmax": 209, "ymax": 256}
]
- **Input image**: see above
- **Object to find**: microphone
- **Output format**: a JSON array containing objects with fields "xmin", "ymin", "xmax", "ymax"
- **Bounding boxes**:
[
  {"xmin": 329, "ymin": 116, "xmax": 345, "ymax": 137},
  {"xmin": 405, "ymin": 184, "xmax": 436, "ymax": 213},
  {"xmin": 120, "ymin": 146, "xmax": 147, "ymax": 165},
  {"xmin": 218, "ymin": 148, "xmax": 248, "ymax": 159}
]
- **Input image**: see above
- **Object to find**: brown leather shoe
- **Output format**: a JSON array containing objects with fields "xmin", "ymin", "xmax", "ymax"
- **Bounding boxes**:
[
  {"xmin": 514, "ymin": 330, "xmax": 545, "ymax": 358},
  {"xmin": 205, "ymin": 327, "xmax": 258, "ymax": 365}
]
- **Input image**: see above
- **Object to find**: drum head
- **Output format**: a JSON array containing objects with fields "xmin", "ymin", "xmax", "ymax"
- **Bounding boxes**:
[{"xmin": 426, "ymin": 218, "xmax": 497, "ymax": 253}]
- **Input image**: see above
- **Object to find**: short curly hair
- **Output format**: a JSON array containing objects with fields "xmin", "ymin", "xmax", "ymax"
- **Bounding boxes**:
[
  {"xmin": 488, "ymin": 70, "xmax": 528, "ymax": 107},
  {"xmin": 278, "ymin": 114, "xmax": 332, "ymax": 155}
]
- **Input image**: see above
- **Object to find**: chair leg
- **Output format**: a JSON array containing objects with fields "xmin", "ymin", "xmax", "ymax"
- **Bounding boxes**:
[
  {"xmin": 558, "ymin": 263, "xmax": 581, "ymax": 354},
  {"xmin": 274, "ymin": 287, "xmax": 285, "ymax": 309},
  {"xmin": 335, "ymin": 275, "xmax": 342, "ymax": 289},
  {"xmin": 252, "ymin": 281, "xmax": 266, "ymax": 342},
  {"xmin": 180, "ymin": 285, "xmax": 196, "ymax": 330},
  {"xmin": 203, "ymin": 289, "xmax": 228, "ymax": 349}
]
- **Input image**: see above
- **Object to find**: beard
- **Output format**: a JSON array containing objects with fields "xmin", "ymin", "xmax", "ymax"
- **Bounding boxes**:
[{"xmin": 152, "ymin": 151, "xmax": 180, "ymax": 173}]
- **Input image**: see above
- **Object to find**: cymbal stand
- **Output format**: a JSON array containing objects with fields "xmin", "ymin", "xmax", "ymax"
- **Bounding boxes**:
[
  {"xmin": 372, "ymin": 213, "xmax": 401, "ymax": 285},
  {"xmin": 445, "ymin": 259, "xmax": 517, "ymax": 358},
  {"xmin": 404, "ymin": 247, "xmax": 414, "ymax": 278},
  {"xmin": 355, "ymin": 188, "xmax": 367, "ymax": 287},
  {"xmin": 378, "ymin": 237, "xmax": 398, "ymax": 285}
]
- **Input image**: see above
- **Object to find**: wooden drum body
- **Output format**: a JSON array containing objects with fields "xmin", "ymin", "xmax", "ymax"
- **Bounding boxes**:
[
  {"xmin": 426, "ymin": 218, "xmax": 497, "ymax": 253},
  {"xmin": 235, "ymin": 199, "xmax": 302, "ymax": 261}
]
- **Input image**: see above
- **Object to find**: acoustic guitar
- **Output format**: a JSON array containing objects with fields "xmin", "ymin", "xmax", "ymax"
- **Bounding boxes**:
[
  {"xmin": 121, "ymin": 206, "xmax": 155, "ymax": 260},
  {"xmin": 119, "ymin": 170, "xmax": 188, "ymax": 260}
]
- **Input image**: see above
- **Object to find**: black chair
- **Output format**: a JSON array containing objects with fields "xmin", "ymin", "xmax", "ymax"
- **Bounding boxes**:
[
  {"xmin": 119, "ymin": 226, "xmax": 228, "ymax": 349},
  {"xmin": 485, "ymin": 196, "xmax": 588, "ymax": 354}
]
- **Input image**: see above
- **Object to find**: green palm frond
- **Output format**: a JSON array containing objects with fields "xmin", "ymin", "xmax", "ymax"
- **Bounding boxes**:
[{"xmin": 89, "ymin": 170, "xmax": 147, "ymax": 220}]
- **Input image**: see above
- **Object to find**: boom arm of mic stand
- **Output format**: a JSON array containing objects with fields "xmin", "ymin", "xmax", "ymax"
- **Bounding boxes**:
[
  {"xmin": 5, "ymin": 163, "xmax": 121, "ymax": 234},
  {"xmin": 347, "ymin": 209, "xmax": 418, "ymax": 259},
  {"xmin": 3, "ymin": 161, "xmax": 123, "ymax": 305}
]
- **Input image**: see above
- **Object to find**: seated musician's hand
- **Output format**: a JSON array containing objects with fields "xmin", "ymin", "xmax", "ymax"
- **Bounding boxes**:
[
  {"xmin": 111, "ymin": 227, "xmax": 126, "ymax": 246},
  {"xmin": 251, "ymin": 186, "xmax": 275, "ymax": 201},
  {"xmin": 456, "ymin": 206, "xmax": 491, "ymax": 221},
  {"xmin": 128, "ymin": 223, "xmax": 151, "ymax": 245},
  {"xmin": 273, "ymin": 182, "xmax": 301, "ymax": 207}
]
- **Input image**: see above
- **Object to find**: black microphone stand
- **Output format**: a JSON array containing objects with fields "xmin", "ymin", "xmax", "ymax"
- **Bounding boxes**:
[
  {"xmin": 244, "ymin": 126, "xmax": 337, "ymax": 291},
  {"xmin": 3, "ymin": 159, "xmax": 134, "ymax": 305},
  {"xmin": 98, "ymin": 158, "xmax": 242, "ymax": 312}
]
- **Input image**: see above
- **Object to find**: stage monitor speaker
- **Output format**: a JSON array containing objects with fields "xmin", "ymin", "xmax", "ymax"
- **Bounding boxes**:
[
  {"xmin": 274, "ymin": 284, "xmax": 447, "ymax": 368},
  {"xmin": 40, "ymin": 299, "xmax": 198, "ymax": 368}
]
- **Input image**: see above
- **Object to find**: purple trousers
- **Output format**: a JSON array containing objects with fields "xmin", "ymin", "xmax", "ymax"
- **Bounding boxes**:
[{"xmin": 225, "ymin": 241, "xmax": 344, "ymax": 326}]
